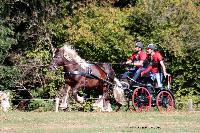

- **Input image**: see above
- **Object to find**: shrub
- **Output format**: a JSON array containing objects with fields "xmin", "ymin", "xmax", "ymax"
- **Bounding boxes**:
[{"xmin": 27, "ymin": 99, "xmax": 54, "ymax": 112}]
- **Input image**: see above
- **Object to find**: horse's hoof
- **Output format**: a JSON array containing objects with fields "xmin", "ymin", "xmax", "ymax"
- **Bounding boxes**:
[
  {"xmin": 59, "ymin": 103, "xmax": 68, "ymax": 109},
  {"xmin": 77, "ymin": 96, "xmax": 84, "ymax": 103}
]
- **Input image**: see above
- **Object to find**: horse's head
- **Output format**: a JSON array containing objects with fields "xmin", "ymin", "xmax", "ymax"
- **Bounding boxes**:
[
  {"xmin": 49, "ymin": 48, "xmax": 64, "ymax": 71},
  {"xmin": 49, "ymin": 44, "xmax": 89, "ymax": 71}
]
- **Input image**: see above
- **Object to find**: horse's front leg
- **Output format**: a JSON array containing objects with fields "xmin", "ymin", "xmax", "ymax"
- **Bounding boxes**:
[
  {"xmin": 72, "ymin": 84, "xmax": 85, "ymax": 103},
  {"xmin": 60, "ymin": 84, "xmax": 71, "ymax": 109}
]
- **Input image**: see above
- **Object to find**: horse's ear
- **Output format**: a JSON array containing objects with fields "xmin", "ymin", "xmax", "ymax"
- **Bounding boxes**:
[
  {"xmin": 51, "ymin": 46, "xmax": 57, "ymax": 57},
  {"xmin": 51, "ymin": 46, "xmax": 56, "ymax": 53},
  {"xmin": 50, "ymin": 42, "xmax": 56, "ymax": 54}
]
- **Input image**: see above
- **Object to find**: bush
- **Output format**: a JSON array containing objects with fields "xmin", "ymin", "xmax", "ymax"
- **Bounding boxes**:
[{"xmin": 27, "ymin": 99, "xmax": 54, "ymax": 112}]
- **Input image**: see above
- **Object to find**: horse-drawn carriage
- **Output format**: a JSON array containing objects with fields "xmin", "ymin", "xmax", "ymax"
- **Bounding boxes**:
[
  {"xmin": 49, "ymin": 44, "xmax": 175, "ymax": 112},
  {"xmin": 119, "ymin": 67, "xmax": 175, "ymax": 112}
]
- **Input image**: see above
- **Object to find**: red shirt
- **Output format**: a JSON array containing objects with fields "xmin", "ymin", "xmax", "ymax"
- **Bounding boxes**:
[
  {"xmin": 150, "ymin": 51, "xmax": 163, "ymax": 73},
  {"xmin": 129, "ymin": 51, "xmax": 147, "ymax": 68}
]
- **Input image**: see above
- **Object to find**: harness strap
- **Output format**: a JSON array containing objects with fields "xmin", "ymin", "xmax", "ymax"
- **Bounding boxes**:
[
  {"xmin": 65, "ymin": 70, "xmax": 103, "ymax": 80},
  {"xmin": 64, "ymin": 71, "xmax": 114, "ymax": 85},
  {"xmin": 65, "ymin": 71, "xmax": 93, "ymax": 79}
]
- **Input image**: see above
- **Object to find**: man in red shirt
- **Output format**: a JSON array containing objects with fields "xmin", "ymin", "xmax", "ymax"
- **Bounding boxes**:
[
  {"xmin": 123, "ymin": 42, "xmax": 147, "ymax": 81},
  {"xmin": 141, "ymin": 43, "xmax": 170, "ymax": 88}
]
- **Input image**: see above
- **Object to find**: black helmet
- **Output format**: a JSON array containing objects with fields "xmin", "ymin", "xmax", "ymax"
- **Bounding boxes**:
[
  {"xmin": 135, "ymin": 42, "xmax": 143, "ymax": 49},
  {"xmin": 147, "ymin": 43, "xmax": 156, "ymax": 50}
]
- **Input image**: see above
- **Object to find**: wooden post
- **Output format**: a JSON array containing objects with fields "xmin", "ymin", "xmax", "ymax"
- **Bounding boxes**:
[
  {"xmin": 188, "ymin": 99, "xmax": 193, "ymax": 112},
  {"xmin": 55, "ymin": 97, "xmax": 59, "ymax": 112}
]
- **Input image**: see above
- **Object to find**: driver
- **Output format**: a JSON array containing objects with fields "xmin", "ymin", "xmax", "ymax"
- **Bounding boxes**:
[
  {"xmin": 141, "ymin": 43, "xmax": 170, "ymax": 88},
  {"xmin": 124, "ymin": 42, "xmax": 147, "ymax": 82}
]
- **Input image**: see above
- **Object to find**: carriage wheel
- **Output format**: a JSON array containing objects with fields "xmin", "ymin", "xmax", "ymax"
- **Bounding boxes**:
[
  {"xmin": 156, "ymin": 90, "xmax": 174, "ymax": 112},
  {"xmin": 132, "ymin": 87, "xmax": 151, "ymax": 112}
]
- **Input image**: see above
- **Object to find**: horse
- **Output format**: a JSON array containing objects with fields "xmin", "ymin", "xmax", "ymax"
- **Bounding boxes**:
[
  {"xmin": 49, "ymin": 44, "xmax": 126, "ymax": 112},
  {"xmin": 0, "ymin": 91, "xmax": 10, "ymax": 112}
]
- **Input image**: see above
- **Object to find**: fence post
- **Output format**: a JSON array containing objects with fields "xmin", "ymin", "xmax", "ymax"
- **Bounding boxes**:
[
  {"xmin": 188, "ymin": 99, "xmax": 193, "ymax": 112},
  {"xmin": 55, "ymin": 97, "xmax": 59, "ymax": 112}
]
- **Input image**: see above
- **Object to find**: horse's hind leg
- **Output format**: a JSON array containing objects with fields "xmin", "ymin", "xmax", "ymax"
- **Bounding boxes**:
[
  {"xmin": 60, "ymin": 84, "xmax": 71, "ymax": 109},
  {"xmin": 115, "ymin": 102, "xmax": 122, "ymax": 112},
  {"xmin": 102, "ymin": 87, "xmax": 113, "ymax": 112}
]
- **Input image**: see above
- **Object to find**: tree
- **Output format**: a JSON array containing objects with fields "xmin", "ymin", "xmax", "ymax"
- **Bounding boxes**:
[
  {"xmin": 0, "ymin": 19, "xmax": 18, "ymax": 90},
  {"xmin": 127, "ymin": 0, "xmax": 200, "ymax": 100}
]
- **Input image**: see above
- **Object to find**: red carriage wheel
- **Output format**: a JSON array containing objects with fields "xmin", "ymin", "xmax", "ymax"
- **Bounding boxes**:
[
  {"xmin": 156, "ymin": 90, "xmax": 174, "ymax": 112},
  {"xmin": 132, "ymin": 87, "xmax": 151, "ymax": 112}
]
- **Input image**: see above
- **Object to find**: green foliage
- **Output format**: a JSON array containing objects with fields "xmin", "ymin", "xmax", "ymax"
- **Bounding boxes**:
[
  {"xmin": 127, "ymin": 0, "xmax": 200, "ymax": 100},
  {"xmin": 0, "ymin": 66, "xmax": 20, "ymax": 91},
  {"xmin": 0, "ymin": 18, "xmax": 18, "ymax": 91},
  {"xmin": 0, "ymin": 0, "xmax": 71, "ymax": 101},
  {"xmin": 171, "ymin": 48, "xmax": 200, "ymax": 100},
  {"xmin": 64, "ymin": 4, "xmax": 135, "ymax": 62},
  {"xmin": 27, "ymin": 99, "xmax": 54, "ymax": 112},
  {"xmin": 48, "ymin": 19, "xmax": 70, "ymax": 46},
  {"xmin": 82, "ymin": 100, "xmax": 93, "ymax": 112},
  {"xmin": 0, "ymin": 20, "xmax": 16, "ymax": 63},
  {"xmin": 34, "ymin": 70, "xmax": 65, "ymax": 98}
]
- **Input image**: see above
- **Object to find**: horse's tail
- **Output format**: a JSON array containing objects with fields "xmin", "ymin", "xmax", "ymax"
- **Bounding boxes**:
[{"xmin": 113, "ymin": 78, "xmax": 127, "ymax": 105}]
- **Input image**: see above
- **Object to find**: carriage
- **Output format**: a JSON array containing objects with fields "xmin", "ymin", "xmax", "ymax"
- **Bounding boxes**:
[{"xmin": 118, "ymin": 67, "xmax": 175, "ymax": 112}]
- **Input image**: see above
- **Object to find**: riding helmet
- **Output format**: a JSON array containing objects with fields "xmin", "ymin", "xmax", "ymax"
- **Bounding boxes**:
[
  {"xmin": 147, "ymin": 43, "xmax": 157, "ymax": 50},
  {"xmin": 135, "ymin": 42, "xmax": 144, "ymax": 49}
]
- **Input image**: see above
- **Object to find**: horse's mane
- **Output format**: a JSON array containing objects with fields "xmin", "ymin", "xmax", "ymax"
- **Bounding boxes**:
[{"xmin": 62, "ymin": 43, "xmax": 89, "ymax": 69}]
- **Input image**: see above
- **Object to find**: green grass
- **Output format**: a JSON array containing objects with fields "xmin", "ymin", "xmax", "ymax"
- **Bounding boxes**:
[{"xmin": 1, "ymin": 111, "xmax": 200, "ymax": 133}]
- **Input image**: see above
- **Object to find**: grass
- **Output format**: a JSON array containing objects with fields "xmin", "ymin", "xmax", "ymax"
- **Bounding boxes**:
[{"xmin": 1, "ymin": 110, "xmax": 200, "ymax": 133}]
